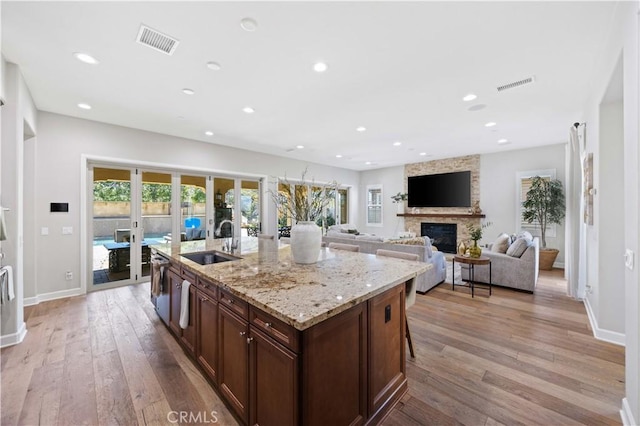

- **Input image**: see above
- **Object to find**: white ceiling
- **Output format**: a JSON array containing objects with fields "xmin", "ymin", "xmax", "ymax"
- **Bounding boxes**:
[{"xmin": 2, "ymin": 1, "xmax": 616, "ymax": 171}]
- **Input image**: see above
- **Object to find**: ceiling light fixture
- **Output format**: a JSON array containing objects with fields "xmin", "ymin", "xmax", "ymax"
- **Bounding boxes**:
[
  {"xmin": 365, "ymin": 161, "xmax": 372, "ymax": 165},
  {"xmin": 296, "ymin": 145, "xmax": 304, "ymax": 149},
  {"xmin": 485, "ymin": 122, "xmax": 497, "ymax": 127},
  {"xmin": 356, "ymin": 126, "xmax": 366, "ymax": 132},
  {"xmin": 240, "ymin": 18, "xmax": 258, "ymax": 32},
  {"xmin": 182, "ymin": 88, "xmax": 195, "ymax": 95},
  {"xmin": 77, "ymin": 103, "xmax": 92, "ymax": 110},
  {"xmin": 242, "ymin": 107, "xmax": 255, "ymax": 114},
  {"xmin": 462, "ymin": 93, "xmax": 477, "ymax": 102},
  {"xmin": 205, "ymin": 131, "xmax": 214, "ymax": 136},
  {"xmin": 419, "ymin": 152, "xmax": 427, "ymax": 156},
  {"xmin": 313, "ymin": 62, "xmax": 328, "ymax": 73},
  {"xmin": 498, "ymin": 138, "xmax": 510, "ymax": 144},
  {"xmin": 393, "ymin": 141, "xmax": 402, "ymax": 146},
  {"xmin": 73, "ymin": 52, "xmax": 99, "ymax": 65},
  {"xmin": 336, "ymin": 154, "xmax": 343, "ymax": 158},
  {"xmin": 206, "ymin": 61, "xmax": 221, "ymax": 71}
]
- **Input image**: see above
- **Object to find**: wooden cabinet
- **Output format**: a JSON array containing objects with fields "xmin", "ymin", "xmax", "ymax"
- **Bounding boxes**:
[
  {"xmin": 180, "ymin": 283, "xmax": 197, "ymax": 356},
  {"xmin": 169, "ymin": 270, "xmax": 183, "ymax": 336},
  {"xmin": 196, "ymin": 289, "xmax": 218, "ymax": 384},
  {"xmin": 249, "ymin": 327, "xmax": 299, "ymax": 426},
  {"xmin": 219, "ymin": 305, "xmax": 249, "ymax": 424}
]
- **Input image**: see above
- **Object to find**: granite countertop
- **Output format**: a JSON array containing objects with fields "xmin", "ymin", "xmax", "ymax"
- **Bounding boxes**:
[{"xmin": 151, "ymin": 239, "xmax": 430, "ymax": 331}]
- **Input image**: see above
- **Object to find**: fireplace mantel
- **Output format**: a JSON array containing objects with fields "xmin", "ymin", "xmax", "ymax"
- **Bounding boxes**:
[{"xmin": 397, "ymin": 213, "xmax": 486, "ymax": 218}]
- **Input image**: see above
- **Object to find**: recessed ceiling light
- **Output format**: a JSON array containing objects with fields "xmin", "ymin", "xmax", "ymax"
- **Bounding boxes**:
[
  {"xmin": 356, "ymin": 126, "xmax": 366, "ymax": 132},
  {"xmin": 485, "ymin": 122, "xmax": 497, "ymax": 127},
  {"xmin": 73, "ymin": 52, "xmax": 99, "ymax": 65},
  {"xmin": 296, "ymin": 145, "xmax": 304, "ymax": 149},
  {"xmin": 365, "ymin": 161, "xmax": 372, "ymax": 165},
  {"xmin": 205, "ymin": 131, "xmax": 214, "ymax": 136},
  {"xmin": 313, "ymin": 62, "xmax": 328, "ymax": 73},
  {"xmin": 240, "ymin": 17, "xmax": 258, "ymax": 32},
  {"xmin": 498, "ymin": 138, "xmax": 510, "ymax": 145},
  {"xmin": 77, "ymin": 103, "xmax": 92, "ymax": 110},
  {"xmin": 206, "ymin": 61, "xmax": 221, "ymax": 71},
  {"xmin": 182, "ymin": 88, "xmax": 195, "ymax": 95},
  {"xmin": 419, "ymin": 152, "xmax": 427, "ymax": 156},
  {"xmin": 462, "ymin": 93, "xmax": 477, "ymax": 102},
  {"xmin": 336, "ymin": 154, "xmax": 343, "ymax": 158},
  {"xmin": 242, "ymin": 107, "xmax": 255, "ymax": 114},
  {"xmin": 393, "ymin": 141, "xmax": 402, "ymax": 146}
]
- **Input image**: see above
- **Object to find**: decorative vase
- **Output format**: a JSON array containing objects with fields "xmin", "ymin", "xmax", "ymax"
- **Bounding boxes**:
[
  {"xmin": 290, "ymin": 221, "xmax": 322, "ymax": 264},
  {"xmin": 397, "ymin": 203, "xmax": 404, "ymax": 214},
  {"xmin": 469, "ymin": 240, "xmax": 482, "ymax": 258},
  {"xmin": 457, "ymin": 241, "xmax": 466, "ymax": 255}
]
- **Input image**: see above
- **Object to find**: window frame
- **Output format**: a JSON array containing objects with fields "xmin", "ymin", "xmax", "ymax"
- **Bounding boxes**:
[{"xmin": 366, "ymin": 184, "xmax": 383, "ymax": 227}]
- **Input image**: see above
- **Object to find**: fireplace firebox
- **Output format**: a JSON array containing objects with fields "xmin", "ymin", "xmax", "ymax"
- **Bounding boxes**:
[{"xmin": 421, "ymin": 223, "xmax": 457, "ymax": 254}]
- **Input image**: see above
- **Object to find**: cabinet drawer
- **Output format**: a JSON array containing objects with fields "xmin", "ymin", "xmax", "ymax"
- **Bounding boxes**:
[
  {"xmin": 198, "ymin": 276, "xmax": 218, "ymax": 300},
  {"xmin": 219, "ymin": 289, "xmax": 248, "ymax": 320},
  {"xmin": 250, "ymin": 307, "xmax": 300, "ymax": 353},
  {"xmin": 182, "ymin": 267, "xmax": 197, "ymax": 284}
]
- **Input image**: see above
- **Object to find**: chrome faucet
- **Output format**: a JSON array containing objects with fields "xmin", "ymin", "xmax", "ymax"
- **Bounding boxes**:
[{"xmin": 215, "ymin": 219, "xmax": 237, "ymax": 253}]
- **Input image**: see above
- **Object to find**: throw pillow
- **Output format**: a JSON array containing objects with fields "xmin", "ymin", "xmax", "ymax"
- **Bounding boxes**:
[
  {"xmin": 506, "ymin": 238, "xmax": 529, "ymax": 257},
  {"xmin": 391, "ymin": 237, "xmax": 425, "ymax": 246},
  {"xmin": 491, "ymin": 233, "xmax": 510, "ymax": 253},
  {"xmin": 516, "ymin": 230, "xmax": 533, "ymax": 242}
]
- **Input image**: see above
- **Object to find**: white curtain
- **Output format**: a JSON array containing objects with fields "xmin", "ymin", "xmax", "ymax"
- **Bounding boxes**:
[{"xmin": 565, "ymin": 124, "xmax": 586, "ymax": 298}]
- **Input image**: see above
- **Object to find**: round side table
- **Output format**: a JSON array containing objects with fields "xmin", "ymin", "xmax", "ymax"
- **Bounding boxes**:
[{"xmin": 452, "ymin": 255, "xmax": 492, "ymax": 297}]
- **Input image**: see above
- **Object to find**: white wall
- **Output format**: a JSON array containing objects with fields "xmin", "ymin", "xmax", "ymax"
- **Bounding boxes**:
[
  {"xmin": 580, "ymin": 1, "xmax": 639, "ymax": 423},
  {"xmin": 30, "ymin": 112, "xmax": 359, "ymax": 296},
  {"xmin": 0, "ymin": 58, "xmax": 37, "ymax": 345},
  {"xmin": 358, "ymin": 165, "xmax": 405, "ymax": 237},
  {"xmin": 480, "ymin": 144, "xmax": 566, "ymax": 262}
]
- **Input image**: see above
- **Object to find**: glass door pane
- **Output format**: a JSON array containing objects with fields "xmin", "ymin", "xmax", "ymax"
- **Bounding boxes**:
[
  {"xmin": 241, "ymin": 180, "xmax": 260, "ymax": 251},
  {"xmin": 181, "ymin": 175, "xmax": 207, "ymax": 243},
  {"xmin": 141, "ymin": 171, "xmax": 172, "ymax": 278},
  {"xmin": 213, "ymin": 177, "xmax": 235, "ymax": 249},
  {"xmin": 92, "ymin": 167, "xmax": 132, "ymax": 285}
]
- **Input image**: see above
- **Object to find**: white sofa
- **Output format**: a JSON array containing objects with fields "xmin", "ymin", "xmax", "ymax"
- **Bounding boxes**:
[
  {"xmin": 322, "ymin": 233, "xmax": 447, "ymax": 293},
  {"xmin": 460, "ymin": 236, "xmax": 540, "ymax": 292}
]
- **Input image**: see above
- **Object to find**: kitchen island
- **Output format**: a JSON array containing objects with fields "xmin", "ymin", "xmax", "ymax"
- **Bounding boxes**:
[{"xmin": 151, "ymin": 239, "xmax": 429, "ymax": 426}]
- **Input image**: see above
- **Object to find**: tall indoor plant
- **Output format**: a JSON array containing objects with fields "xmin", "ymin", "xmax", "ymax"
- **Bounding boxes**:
[
  {"xmin": 522, "ymin": 176, "xmax": 565, "ymax": 270},
  {"xmin": 272, "ymin": 169, "xmax": 338, "ymax": 264}
]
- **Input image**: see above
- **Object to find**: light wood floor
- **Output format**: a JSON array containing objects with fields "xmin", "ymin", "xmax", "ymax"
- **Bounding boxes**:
[{"xmin": 1, "ymin": 269, "xmax": 625, "ymax": 425}]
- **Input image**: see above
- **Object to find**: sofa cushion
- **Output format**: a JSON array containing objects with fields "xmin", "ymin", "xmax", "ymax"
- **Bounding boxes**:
[
  {"xmin": 355, "ymin": 235, "xmax": 384, "ymax": 242},
  {"xmin": 506, "ymin": 238, "xmax": 529, "ymax": 257},
  {"xmin": 516, "ymin": 230, "xmax": 533, "ymax": 242},
  {"xmin": 491, "ymin": 233, "xmax": 511, "ymax": 254}
]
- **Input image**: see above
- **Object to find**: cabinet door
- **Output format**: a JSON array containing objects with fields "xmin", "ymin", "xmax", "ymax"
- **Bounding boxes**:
[
  {"xmin": 180, "ymin": 283, "xmax": 197, "ymax": 355},
  {"xmin": 197, "ymin": 290, "xmax": 218, "ymax": 384},
  {"xmin": 169, "ymin": 271, "xmax": 183, "ymax": 336},
  {"xmin": 219, "ymin": 306, "xmax": 249, "ymax": 423},
  {"xmin": 249, "ymin": 328, "xmax": 298, "ymax": 426}
]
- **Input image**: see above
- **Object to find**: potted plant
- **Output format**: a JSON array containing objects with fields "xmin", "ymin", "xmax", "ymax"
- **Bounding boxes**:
[
  {"xmin": 522, "ymin": 176, "xmax": 565, "ymax": 270},
  {"xmin": 271, "ymin": 169, "xmax": 338, "ymax": 264},
  {"xmin": 391, "ymin": 192, "xmax": 408, "ymax": 214},
  {"xmin": 465, "ymin": 221, "xmax": 491, "ymax": 258}
]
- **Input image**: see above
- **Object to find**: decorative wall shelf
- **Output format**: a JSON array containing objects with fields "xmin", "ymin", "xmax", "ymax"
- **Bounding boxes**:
[{"xmin": 397, "ymin": 213, "xmax": 486, "ymax": 218}]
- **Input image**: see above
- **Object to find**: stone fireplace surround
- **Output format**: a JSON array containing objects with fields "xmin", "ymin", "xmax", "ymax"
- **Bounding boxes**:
[{"xmin": 403, "ymin": 155, "xmax": 484, "ymax": 246}]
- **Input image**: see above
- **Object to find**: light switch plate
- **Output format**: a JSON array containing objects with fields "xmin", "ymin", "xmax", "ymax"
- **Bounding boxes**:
[
  {"xmin": 41, "ymin": 227, "xmax": 49, "ymax": 235},
  {"xmin": 624, "ymin": 249, "xmax": 634, "ymax": 270},
  {"xmin": 62, "ymin": 226, "xmax": 73, "ymax": 235}
]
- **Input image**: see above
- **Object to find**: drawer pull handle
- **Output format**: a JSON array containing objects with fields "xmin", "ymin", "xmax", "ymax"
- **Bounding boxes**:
[
  {"xmin": 247, "ymin": 337, "xmax": 254, "ymax": 344},
  {"xmin": 228, "ymin": 299, "xmax": 234, "ymax": 304},
  {"xmin": 240, "ymin": 331, "xmax": 246, "ymax": 336},
  {"xmin": 264, "ymin": 322, "xmax": 272, "ymax": 328}
]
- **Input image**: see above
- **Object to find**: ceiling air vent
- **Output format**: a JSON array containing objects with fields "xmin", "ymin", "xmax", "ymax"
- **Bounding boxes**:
[
  {"xmin": 496, "ymin": 75, "xmax": 536, "ymax": 93},
  {"xmin": 136, "ymin": 24, "xmax": 179, "ymax": 55}
]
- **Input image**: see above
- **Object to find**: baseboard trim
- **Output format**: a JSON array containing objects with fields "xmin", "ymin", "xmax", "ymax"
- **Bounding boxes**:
[
  {"xmin": 583, "ymin": 297, "xmax": 626, "ymax": 346},
  {"xmin": 0, "ymin": 321, "xmax": 27, "ymax": 348},
  {"xmin": 23, "ymin": 287, "xmax": 85, "ymax": 307},
  {"xmin": 620, "ymin": 398, "xmax": 637, "ymax": 426}
]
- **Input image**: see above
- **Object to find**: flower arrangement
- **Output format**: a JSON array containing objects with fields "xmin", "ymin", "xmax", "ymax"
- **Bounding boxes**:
[
  {"xmin": 391, "ymin": 192, "xmax": 408, "ymax": 203},
  {"xmin": 466, "ymin": 221, "xmax": 492, "ymax": 242},
  {"xmin": 271, "ymin": 168, "xmax": 339, "ymax": 223}
]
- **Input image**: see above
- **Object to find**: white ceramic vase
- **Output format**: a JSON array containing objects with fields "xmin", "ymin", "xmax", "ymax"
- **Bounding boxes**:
[
  {"xmin": 396, "ymin": 203, "xmax": 404, "ymax": 214},
  {"xmin": 290, "ymin": 221, "xmax": 322, "ymax": 264}
]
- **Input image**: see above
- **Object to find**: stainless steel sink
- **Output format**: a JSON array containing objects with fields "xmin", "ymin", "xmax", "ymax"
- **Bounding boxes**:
[{"xmin": 181, "ymin": 250, "xmax": 240, "ymax": 265}]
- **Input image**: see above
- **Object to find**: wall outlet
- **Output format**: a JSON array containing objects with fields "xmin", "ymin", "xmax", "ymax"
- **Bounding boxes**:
[
  {"xmin": 65, "ymin": 271, "xmax": 73, "ymax": 281},
  {"xmin": 62, "ymin": 226, "xmax": 73, "ymax": 235}
]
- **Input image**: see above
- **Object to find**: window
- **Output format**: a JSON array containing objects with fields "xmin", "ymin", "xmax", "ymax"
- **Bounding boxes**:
[
  {"xmin": 366, "ymin": 185, "xmax": 383, "ymax": 226},
  {"xmin": 516, "ymin": 169, "xmax": 556, "ymax": 237}
]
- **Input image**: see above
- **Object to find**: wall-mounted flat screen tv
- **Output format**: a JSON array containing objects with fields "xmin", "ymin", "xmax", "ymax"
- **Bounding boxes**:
[{"xmin": 408, "ymin": 171, "xmax": 471, "ymax": 207}]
